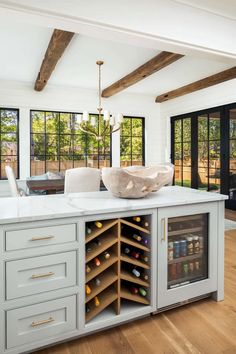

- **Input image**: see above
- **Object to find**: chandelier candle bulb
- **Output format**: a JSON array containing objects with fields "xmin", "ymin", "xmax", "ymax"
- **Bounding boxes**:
[
  {"xmin": 103, "ymin": 110, "xmax": 110, "ymax": 121},
  {"xmin": 90, "ymin": 116, "xmax": 96, "ymax": 126},
  {"xmin": 83, "ymin": 111, "xmax": 89, "ymax": 121}
]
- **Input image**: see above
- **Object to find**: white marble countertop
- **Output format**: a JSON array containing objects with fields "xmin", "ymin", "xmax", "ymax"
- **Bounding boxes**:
[{"xmin": 0, "ymin": 186, "xmax": 228, "ymax": 225}]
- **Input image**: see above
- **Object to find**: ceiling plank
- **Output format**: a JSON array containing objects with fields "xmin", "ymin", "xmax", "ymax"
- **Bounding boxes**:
[
  {"xmin": 102, "ymin": 51, "xmax": 184, "ymax": 98},
  {"xmin": 34, "ymin": 29, "xmax": 74, "ymax": 91},
  {"xmin": 155, "ymin": 66, "xmax": 236, "ymax": 103}
]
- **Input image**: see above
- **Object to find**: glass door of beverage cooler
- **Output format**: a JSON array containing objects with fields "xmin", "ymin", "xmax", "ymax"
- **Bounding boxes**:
[
  {"xmin": 167, "ymin": 214, "xmax": 208, "ymax": 289},
  {"xmin": 158, "ymin": 203, "xmax": 218, "ymax": 309}
]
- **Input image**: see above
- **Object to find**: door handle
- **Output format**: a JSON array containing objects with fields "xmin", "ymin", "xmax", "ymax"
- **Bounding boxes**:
[{"xmin": 161, "ymin": 218, "xmax": 167, "ymax": 242}]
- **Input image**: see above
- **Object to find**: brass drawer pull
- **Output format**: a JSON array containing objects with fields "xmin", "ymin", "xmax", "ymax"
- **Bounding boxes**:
[
  {"xmin": 31, "ymin": 316, "xmax": 55, "ymax": 327},
  {"xmin": 31, "ymin": 271, "xmax": 55, "ymax": 279},
  {"xmin": 30, "ymin": 235, "xmax": 55, "ymax": 241}
]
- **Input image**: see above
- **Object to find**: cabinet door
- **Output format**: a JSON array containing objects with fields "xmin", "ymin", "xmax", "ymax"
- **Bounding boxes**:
[{"xmin": 157, "ymin": 202, "xmax": 218, "ymax": 309}]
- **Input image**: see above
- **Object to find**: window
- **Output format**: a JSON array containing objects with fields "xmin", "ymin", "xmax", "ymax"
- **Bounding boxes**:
[
  {"xmin": 0, "ymin": 108, "xmax": 19, "ymax": 179},
  {"xmin": 30, "ymin": 110, "xmax": 111, "ymax": 176},
  {"xmin": 120, "ymin": 117, "xmax": 145, "ymax": 167}
]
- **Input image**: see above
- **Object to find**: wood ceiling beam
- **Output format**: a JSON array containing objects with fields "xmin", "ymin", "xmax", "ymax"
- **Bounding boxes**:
[
  {"xmin": 34, "ymin": 29, "xmax": 74, "ymax": 91},
  {"xmin": 155, "ymin": 66, "xmax": 236, "ymax": 103},
  {"xmin": 102, "ymin": 51, "xmax": 184, "ymax": 98}
]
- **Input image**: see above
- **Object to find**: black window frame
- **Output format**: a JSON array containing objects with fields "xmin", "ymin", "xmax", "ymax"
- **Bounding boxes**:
[
  {"xmin": 30, "ymin": 109, "xmax": 112, "ymax": 175},
  {"xmin": 0, "ymin": 107, "xmax": 19, "ymax": 180},
  {"xmin": 120, "ymin": 116, "xmax": 145, "ymax": 166}
]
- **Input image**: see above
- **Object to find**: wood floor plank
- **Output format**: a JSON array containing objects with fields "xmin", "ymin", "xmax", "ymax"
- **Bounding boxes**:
[{"xmin": 36, "ymin": 226, "xmax": 236, "ymax": 354}]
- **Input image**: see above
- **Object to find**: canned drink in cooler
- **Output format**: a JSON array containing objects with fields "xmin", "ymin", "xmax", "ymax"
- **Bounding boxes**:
[
  {"xmin": 168, "ymin": 263, "xmax": 177, "ymax": 280},
  {"xmin": 168, "ymin": 241, "xmax": 174, "ymax": 261},
  {"xmin": 173, "ymin": 241, "xmax": 180, "ymax": 258},
  {"xmin": 180, "ymin": 240, "xmax": 187, "ymax": 257},
  {"xmin": 176, "ymin": 262, "xmax": 182, "ymax": 278},
  {"xmin": 182, "ymin": 261, "xmax": 188, "ymax": 277},
  {"xmin": 195, "ymin": 259, "xmax": 200, "ymax": 273},
  {"xmin": 189, "ymin": 261, "xmax": 194, "ymax": 274}
]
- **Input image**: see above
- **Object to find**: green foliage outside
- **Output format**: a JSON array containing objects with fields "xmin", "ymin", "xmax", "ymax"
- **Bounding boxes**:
[{"xmin": 0, "ymin": 109, "xmax": 18, "ymax": 158}]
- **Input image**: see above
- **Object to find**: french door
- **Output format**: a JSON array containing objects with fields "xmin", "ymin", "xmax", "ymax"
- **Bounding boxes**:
[{"xmin": 171, "ymin": 102, "xmax": 236, "ymax": 209}]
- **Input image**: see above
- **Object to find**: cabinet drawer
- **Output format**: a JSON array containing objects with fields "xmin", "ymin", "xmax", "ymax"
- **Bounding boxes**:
[
  {"xmin": 6, "ymin": 251, "xmax": 76, "ymax": 300},
  {"xmin": 6, "ymin": 295, "xmax": 76, "ymax": 349},
  {"xmin": 5, "ymin": 224, "xmax": 76, "ymax": 251}
]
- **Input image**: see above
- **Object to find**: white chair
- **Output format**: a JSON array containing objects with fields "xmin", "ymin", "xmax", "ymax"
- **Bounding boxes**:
[
  {"xmin": 5, "ymin": 166, "xmax": 27, "ymax": 197},
  {"xmin": 64, "ymin": 167, "xmax": 101, "ymax": 193}
]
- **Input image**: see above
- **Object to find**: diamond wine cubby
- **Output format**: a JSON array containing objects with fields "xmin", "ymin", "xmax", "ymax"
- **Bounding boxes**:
[{"xmin": 85, "ymin": 215, "xmax": 151, "ymax": 323}]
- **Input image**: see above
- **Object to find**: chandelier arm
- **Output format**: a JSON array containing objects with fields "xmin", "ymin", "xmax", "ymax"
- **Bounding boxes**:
[{"xmin": 78, "ymin": 124, "xmax": 100, "ymax": 140}]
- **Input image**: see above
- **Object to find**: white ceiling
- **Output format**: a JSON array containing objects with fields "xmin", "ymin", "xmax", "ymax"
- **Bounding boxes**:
[
  {"xmin": 0, "ymin": 20, "xmax": 233, "ymax": 97},
  {"xmin": 173, "ymin": 0, "xmax": 236, "ymax": 20}
]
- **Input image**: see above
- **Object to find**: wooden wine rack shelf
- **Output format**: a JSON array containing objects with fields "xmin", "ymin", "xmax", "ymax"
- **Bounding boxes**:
[
  {"xmin": 120, "ymin": 269, "xmax": 149, "ymax": 288},
  {"xmin": 86, "ymin": 287, "xmax": 118, "ymax": 323},
  {"xmin": 85, "ymin": 215, "xmax": 151, "ymax": 323},
  {"xmin": 86, "ymin": 268, "xmax": 118, "ymax": 303},
  {"xmin": 120, "ymin": 254, "xmax": 150, "ymax": 269},
  {"xmin": 86, "ymin": 254, "xmax": 118, "ymax": 282},
  {"xmin": 86, "ymin": 233, "xmax": 117, "ymax": 263},
  {"xmin": 86, "ymin": 219, "xmax": 118, "ymax": 243},
  {"xmin": 120, "ymin": 235, "xmax": 150, "ymax": 252},
  {"xmin": 120, "ymin": 287, "xmax": 149, "ymax": 305},
  {"xmin": 120, "ymin": 218, "xmax": 150, "ymax": 234}
]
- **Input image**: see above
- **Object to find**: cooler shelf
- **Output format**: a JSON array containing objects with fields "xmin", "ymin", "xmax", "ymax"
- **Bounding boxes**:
[{"xmin": 168, "ymin": 251, "xmax": 203, "ymax": 264}]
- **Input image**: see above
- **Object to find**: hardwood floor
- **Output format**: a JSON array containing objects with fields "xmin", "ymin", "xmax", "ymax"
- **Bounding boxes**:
[
  {"xmin": 36, "ymin": 228, "xmax": 236, "ymax": 354},
  {"xmin": 225, "ymin": 209, "xmax": 236, "ymax": 221}
]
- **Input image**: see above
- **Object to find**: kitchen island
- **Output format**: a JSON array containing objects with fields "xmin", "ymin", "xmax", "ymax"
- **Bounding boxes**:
[{"xmin": 0, "ymin": 186, "xmax": 227, "ymax": 354}]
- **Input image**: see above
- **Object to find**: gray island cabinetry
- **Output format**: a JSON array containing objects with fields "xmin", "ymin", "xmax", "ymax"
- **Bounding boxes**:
[{"xmin": 0, "ymin": 187, "xmax": 227, "ymax": 354}]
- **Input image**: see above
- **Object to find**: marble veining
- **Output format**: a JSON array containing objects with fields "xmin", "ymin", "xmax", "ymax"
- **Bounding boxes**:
[{"xmin": 0, "ymin": 187, "xmax": 227, "ymax": 224}]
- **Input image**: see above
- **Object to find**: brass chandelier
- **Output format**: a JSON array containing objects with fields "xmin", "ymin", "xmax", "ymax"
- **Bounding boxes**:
[{"xmin": 76, "ymin": 61, "xmax": 123, "ymax": 141}]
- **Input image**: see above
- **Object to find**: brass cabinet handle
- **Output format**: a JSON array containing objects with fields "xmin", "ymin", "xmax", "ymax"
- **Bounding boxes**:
[
  {"xmin": 31, "ymin": 271, "xmax": 55, "ymax": 279},
  {"xmin": 31, "ymin": 316, "xmax": 55, "ymax": 327},
  {"xmin": 30, "ymin": 235, "xmax": 55, "ymax": 241},
  {"xmin": 161, "ymin": 218, "xmax": 167, "ymax": 242}
]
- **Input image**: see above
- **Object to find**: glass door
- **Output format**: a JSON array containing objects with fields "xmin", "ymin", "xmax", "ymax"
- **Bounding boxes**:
[
  {"xmin": 197, "ymin": 112, "xmax": 221, "ymax": 192},
  {"xmin": 229, "ymin": 108, "xmax": 236, "ymax": 203},
  {"xmin": 158, "ymin": 203, "xmax": 218, "ymax": 309},
  {"xmin": 167, "ymin": 214, "xmax": 208, "ymax": 289}
]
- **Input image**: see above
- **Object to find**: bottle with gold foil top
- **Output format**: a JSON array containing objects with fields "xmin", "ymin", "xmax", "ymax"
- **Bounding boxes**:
[
  {"xmin": 133, "ymin": 216, "xmax": 141, "ymax": 223},
  {"xmin": 94, "ymin": 296, "xmax": 100, "ymax": 307},
  {"xmin": 133, "ymin": 234, "xmax": 142, "ymax": 242},
  {"xmin": 86, "ymin": 284, "xmax": 91, "ymax": 295},
  {"xmin": 95, "ymin": 221, "xmax": 103, "ymax": 229}
]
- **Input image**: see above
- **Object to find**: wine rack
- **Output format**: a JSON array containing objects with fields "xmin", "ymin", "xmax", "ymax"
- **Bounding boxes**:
[{"xmin": 85, "ymin": 215, "xmax": 151, "ymax": 323}]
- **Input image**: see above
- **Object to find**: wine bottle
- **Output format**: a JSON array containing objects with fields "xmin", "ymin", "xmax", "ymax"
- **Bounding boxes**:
[
  {"xmin": 86, "ymin": 304, "xmax": 90, "ymax": 313},
  {"xmin": 139, "ymin": 287, "xmax": 147, "ymax": 297},
  {"xmin": 86, "ymin": 245, "xmax": 92, "ymax": 253},
  {"xmin": 141, "ymin": 236, "xmax": 148, "ymax": 245},
  {"xmin": 95, "ymin": 238, "xmax": 102, "ymax": 246},
  {"xmin": 124, "ymin": 247, "xmax": 131, "ymax": 255},
  {"xmin": 132, "ymin": 268, "xmax": 140, "ymax": 277},
  {"xmin": 141, "ymin": 255, "xmax": 149, "ymax": 263},
  {"xmin": 95, "ymin": 221, "xmax": 103, "ymax": 228},
  {"xmin": 94, "ymin": 257, "xmax": 101, "ymax": 267},
  {"xmin": 141, "ymin": 273, "xmax": 149, "ymax": 281},
  {"xmin": 130, "ymin": 287, "xmax": 138, "ymax": 295},
  {"xmin": 94, "ymin": 296, "xmax": 100, "ymax": 307},
  {"xmin": 86, "ymin": 265, "xmax": 91, "ymax": 274},
  {"xmin": 143, "ymin": 221, "xmax": 149, "ymax": 228},
  {"xmin": 133, "ymin": 234, "xmax": 142, "ymax": 242},
  {"xmin": 94, "ymin": 278, "xmax": 101, "ymax": 286},
  {"xmin": 104, "ymin": 251, "xmax": 110, "ymax": 259},
  {"xmin": 86, "ymin": 284, "xmax": 91, "ymax": 295},
  {"xmin": 86, "ymin": 227, "xmax": 92, "ymax": 234},
  {"xmin": 133, "ymin": 216, "xmax": 141, "ymax": 223},
  {"xmin": 131, "ymin": 251, "xmax": 140, "ymax": 259}
]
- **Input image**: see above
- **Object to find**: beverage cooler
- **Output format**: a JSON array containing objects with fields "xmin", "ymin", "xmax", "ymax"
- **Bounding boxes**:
[{"xmin": 157, "ymin": 203, "xmax": 218, "ymax": 309}]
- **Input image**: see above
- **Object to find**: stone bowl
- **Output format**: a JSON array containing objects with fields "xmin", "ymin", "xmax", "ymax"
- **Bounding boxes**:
[{"xmin": 101, "ymin": 165, "xmax": 174, "ymax": 199}]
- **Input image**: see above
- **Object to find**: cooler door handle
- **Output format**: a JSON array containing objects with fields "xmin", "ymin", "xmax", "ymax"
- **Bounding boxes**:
[{"xmin": 161, "ymin": 218, "xmax": 167, "ymax": 242}]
